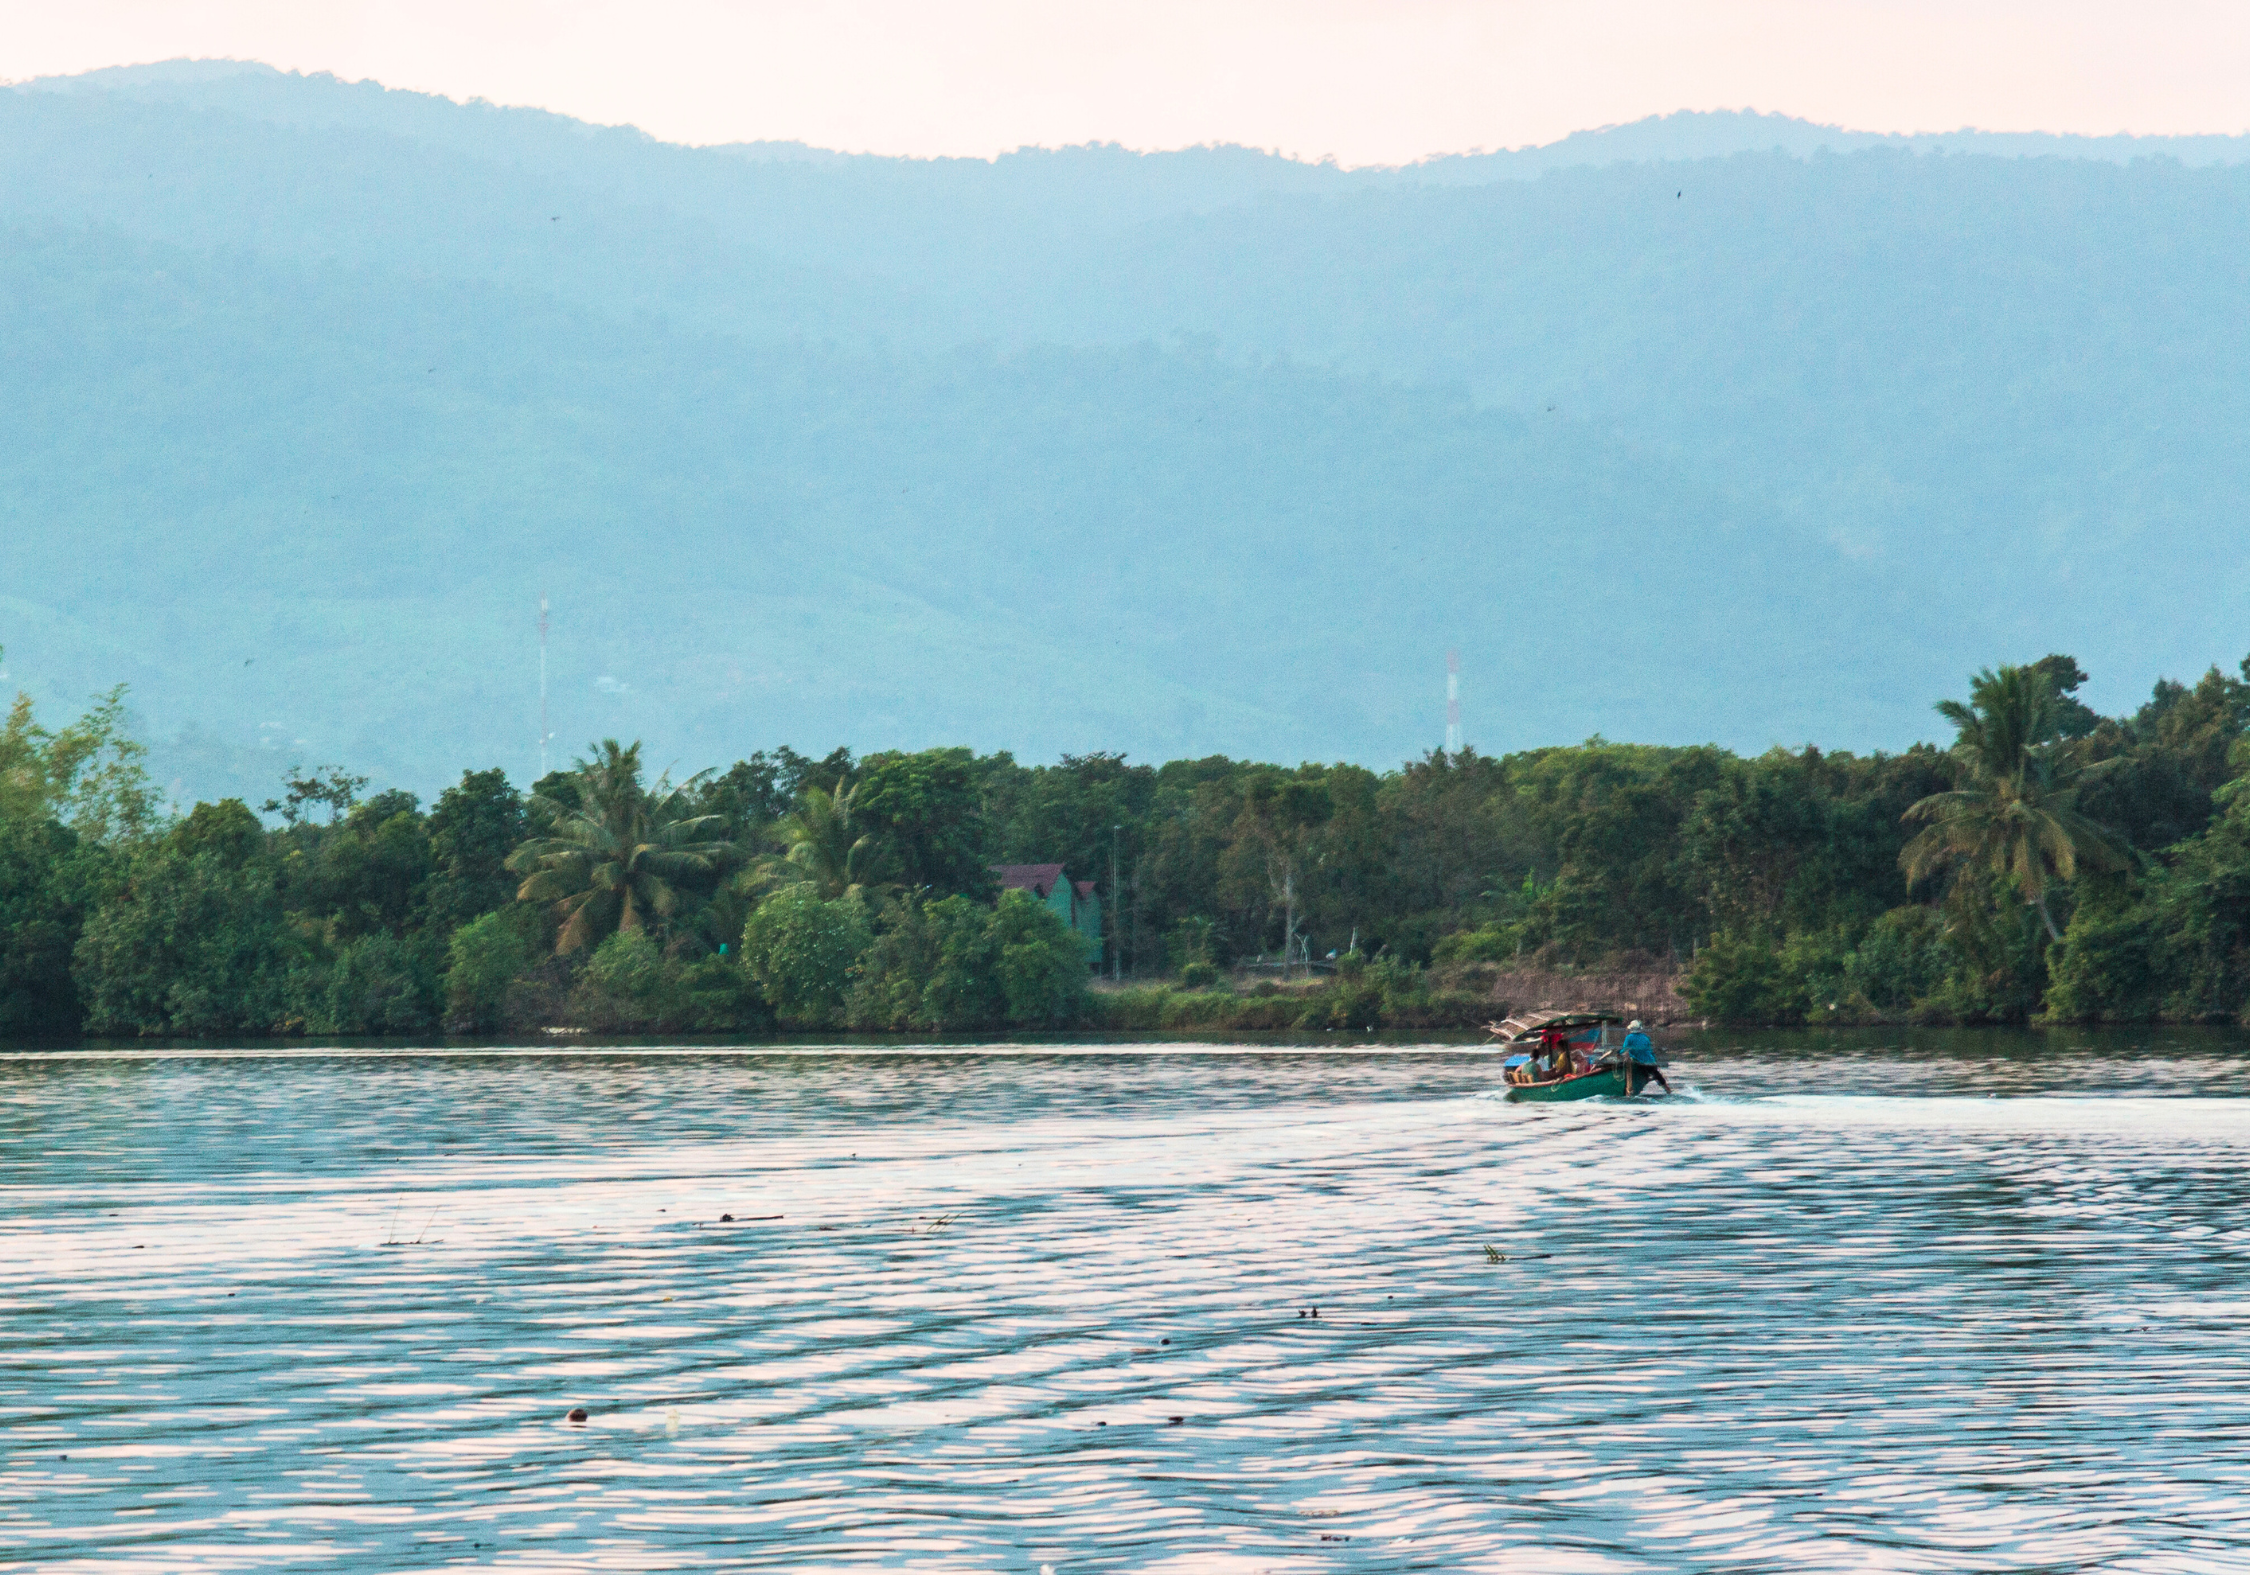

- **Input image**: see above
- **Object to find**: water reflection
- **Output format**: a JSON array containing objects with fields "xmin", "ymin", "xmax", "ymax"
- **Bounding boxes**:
[{"xmin": 4, "ymin": 1034, "xmax": 2250, "ymax": 1570}]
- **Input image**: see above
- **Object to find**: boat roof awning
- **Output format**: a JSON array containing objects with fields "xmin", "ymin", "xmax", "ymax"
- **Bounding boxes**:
[{"xmin": 1484, "ymin": 1009, "xmax": 1624, "ymax": 1044}]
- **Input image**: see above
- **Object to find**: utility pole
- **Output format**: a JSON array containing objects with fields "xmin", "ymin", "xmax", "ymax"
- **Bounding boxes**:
[
  {"xmin": 538, "ymin": 595, "xmax": 550, "ymax": 779},
  {"xmin": 1281, "ymin": 863, "xmax": 1297, "ymax": 979},
  {"xmin": 1110, "ymin": 824, "xmax": 1122, "ymax": 981}
]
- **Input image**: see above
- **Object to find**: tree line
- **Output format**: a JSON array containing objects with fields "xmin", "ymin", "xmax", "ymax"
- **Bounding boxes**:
[{"xmin": 3, "ymin": 650, "xmax": 2247, "ymax": 1039}]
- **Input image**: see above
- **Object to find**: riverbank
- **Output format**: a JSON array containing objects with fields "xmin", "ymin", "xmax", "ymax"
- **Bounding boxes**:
[
  {"xmin": 1088, "ymin": 958, "xmax": 1692, "ymax": 1032},
  {"xmin": 494, "ymin": 954, "xmax": 1701, "ymax": 1037}
]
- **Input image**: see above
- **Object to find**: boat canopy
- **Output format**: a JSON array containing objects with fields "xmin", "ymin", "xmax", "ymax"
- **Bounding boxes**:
[{"xmin": 1483, "ymin": 1009, "xmax": 1624, "ymax": 1045}]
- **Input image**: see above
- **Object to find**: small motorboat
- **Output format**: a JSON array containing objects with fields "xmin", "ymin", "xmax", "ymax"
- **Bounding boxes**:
[{"xmin": 1486, "ymin": 1010, "xmax": 1669, "ymax": 1102}]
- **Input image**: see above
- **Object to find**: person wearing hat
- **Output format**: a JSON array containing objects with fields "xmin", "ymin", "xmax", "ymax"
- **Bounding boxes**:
[{"xmin": 1620, "ymin": 1019, "xmax": 1671, "ymax": 1094}]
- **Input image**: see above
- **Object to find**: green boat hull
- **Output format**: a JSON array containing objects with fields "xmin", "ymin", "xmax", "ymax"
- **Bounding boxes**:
[{"xmin": 1503, "ymin": 1063, "xmax": 1660, "ymax": 1102}]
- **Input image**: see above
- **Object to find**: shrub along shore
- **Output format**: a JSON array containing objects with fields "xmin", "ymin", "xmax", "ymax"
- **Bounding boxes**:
[{"xmin": 4, "ymin": 652, "xmax": 2249, "ymax": 1040}]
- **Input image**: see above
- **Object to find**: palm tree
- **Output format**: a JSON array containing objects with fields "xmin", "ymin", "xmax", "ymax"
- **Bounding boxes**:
[
  {"xmin": 508, "ymin": 740, "xmax": 733, "ymax": 953},
  {"xmin": 1900, "ymin": 665, "xmax": 2131, "ymax": 942},
  {"xmin": 755, "ymin": 778, "xmax": 881, "ymax": 899}
]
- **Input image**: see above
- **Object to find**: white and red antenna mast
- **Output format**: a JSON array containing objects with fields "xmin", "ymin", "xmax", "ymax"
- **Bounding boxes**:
[
  {"xmin": 1445, "ymin": 649, "xmax": 1462, "ymax": 755},
  {"xmin": 537, "ymin": 595, "xmax": 551, "ymax": 779}
]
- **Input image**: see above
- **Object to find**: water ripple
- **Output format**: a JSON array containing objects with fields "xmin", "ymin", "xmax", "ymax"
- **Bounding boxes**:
[{"xmin": 6, "ymin": 1037, "xmax": 2250, "ymax": 1570}]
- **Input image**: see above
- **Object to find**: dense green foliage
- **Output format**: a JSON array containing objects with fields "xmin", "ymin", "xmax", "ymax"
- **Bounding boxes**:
[
  {"xmin": 6, "ymin": 649, "xmax": 2250, "ymax": 1039},
  {"xmin": 508, "ymin": 741, "xmax": 730, "ymax": 952},
  {"xmin": 0, "ymin": 816, "xmax": 103, "ymax": 1036},
  {"xmin": 1898, "ymin": 666, "xmax": 2134, "ymax": 942},
  {"xmin": 8, "ymin": 67, "xmax": 2250, "ymax": 800},
  {"xmin": 738, "ymin": 886, "xmax": 874, "ymax": 1027}
]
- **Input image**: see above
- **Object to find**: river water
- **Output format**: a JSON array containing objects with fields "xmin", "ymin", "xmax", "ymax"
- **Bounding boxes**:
[{"xmin": 6, "ymin": 1031, "xmax": 2250, "ymax": 1572}]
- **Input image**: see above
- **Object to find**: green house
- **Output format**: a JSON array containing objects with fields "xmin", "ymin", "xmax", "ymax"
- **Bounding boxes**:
[{"xmin": 991, "ymin": 863, "xmax": 1103, "ymax": 966}]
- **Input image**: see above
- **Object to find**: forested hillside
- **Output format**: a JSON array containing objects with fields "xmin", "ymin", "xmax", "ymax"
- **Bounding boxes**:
[
  {"xmin": 5, "ymin": 652, "xmax": 2246, "ymax": 1038},
  {"xmin": 3, "ymin": 61, "xmax": 2249, "ymax": 806}
]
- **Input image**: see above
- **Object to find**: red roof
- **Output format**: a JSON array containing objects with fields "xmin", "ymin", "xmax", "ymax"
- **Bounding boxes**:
[
  {"xmin": 992, "ymin": 863, "xmax": 1066, "ymax": 898},
  {"xmin": 1073, "ymin": 880, "xmax": 1095, "ymax": 899}
]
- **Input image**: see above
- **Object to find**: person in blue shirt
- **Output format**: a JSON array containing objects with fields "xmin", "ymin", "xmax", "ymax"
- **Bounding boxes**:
[{"xmin": 1621, "ymin": 1020, "xmax": 1671, "ymax": 1094}]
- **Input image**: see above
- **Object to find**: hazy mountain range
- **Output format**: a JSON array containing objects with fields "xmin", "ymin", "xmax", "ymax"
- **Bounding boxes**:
[{"xmin": 4, "ymin": 60, "xmax": 2247, "ymax": 805}]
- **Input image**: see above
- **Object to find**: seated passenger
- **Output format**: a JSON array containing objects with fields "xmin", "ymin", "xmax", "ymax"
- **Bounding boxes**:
[{"xmin": 1537, "ymin": 1029, "xmax": 1573, "ymax": 1080}]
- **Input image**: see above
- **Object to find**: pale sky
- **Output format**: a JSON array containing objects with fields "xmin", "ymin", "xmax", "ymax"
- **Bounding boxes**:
[{"xmin": 9, "ymin": 1, "xmax": 2249, "ymax": 165}]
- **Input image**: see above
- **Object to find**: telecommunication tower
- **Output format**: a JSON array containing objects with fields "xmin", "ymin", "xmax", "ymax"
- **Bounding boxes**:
[
  {"xmin": 538, "ymin": 595, "xmax": 551, "ymax": 779},
  {"xmin": 1445, "ymin": 650, "xmax": 1462, "ymax": 755}
]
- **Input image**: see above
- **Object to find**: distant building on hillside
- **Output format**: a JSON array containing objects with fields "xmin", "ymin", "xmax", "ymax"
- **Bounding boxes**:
[{"xmin": 990, "ymin": 863, "xmax": 1103, "ymax": 967}]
